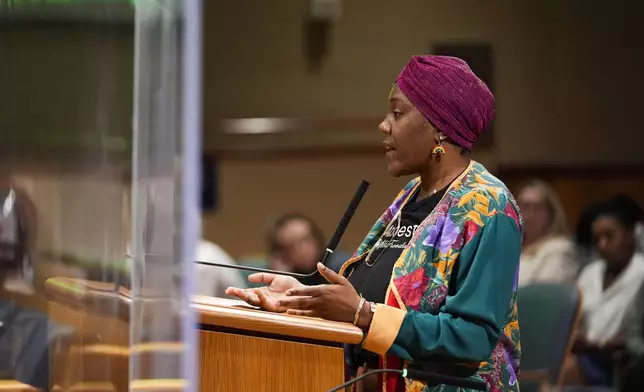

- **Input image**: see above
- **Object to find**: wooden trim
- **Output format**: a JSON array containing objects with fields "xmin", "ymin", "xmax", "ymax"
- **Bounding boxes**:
[
  {"xmin": 211, "ymin": 116, "xmax": 494, "ymax": 149},
  {"xmin": 205, "ymin": 116, "xmax": 384, "ymax": 157},
  {"xmin": 0, "ymin": 380, "xmax": 38, "ymax": 392},
  {"xmin": 130, "ymin": 379, "xmax": 186, "ymax": 392},
  {"xmin": 216, "ymin": 116, "xmax": 382, "ymax": 135}
]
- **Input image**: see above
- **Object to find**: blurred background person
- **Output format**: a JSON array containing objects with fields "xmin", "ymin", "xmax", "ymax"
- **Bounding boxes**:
[
  {"xmin": 569, "ymin": 196, "xmax": 644, "ymax": 387},
  {"xmin": 194, "ymin": 239, "xmax": 246, "ymax": 298},
  {"xmin": 265, "ymin": 213, "xmax": 351, "ymax": 286},
  {"xmin": 0, "ymin": 178, "xmax": 37, "ymax": 297},
  {"xmin": 517, "ymin": 179, "xmax": 579, "ymax": 287}
]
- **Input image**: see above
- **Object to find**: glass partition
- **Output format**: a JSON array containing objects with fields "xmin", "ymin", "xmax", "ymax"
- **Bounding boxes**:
[
  {"xmin": 130, "ymin": 0, "xmax": 200, "ymax": 390},
  {"xmin": 0, "ymin": 1, "xmax": 200, "ymax": 391}
]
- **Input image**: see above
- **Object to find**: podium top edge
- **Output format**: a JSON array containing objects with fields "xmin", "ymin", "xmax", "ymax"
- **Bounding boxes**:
[{"xmin": 44, "ymin": 277, "xmax": 364, "ymax": 345}]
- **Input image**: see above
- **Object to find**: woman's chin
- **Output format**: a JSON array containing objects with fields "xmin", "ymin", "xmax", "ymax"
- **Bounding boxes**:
[{"xmin": 386, "ymin": 163, "xmax": 407, "ymax": 178}]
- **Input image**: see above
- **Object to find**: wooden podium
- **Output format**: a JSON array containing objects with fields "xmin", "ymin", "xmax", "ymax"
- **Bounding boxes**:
[{"xmin": 45, "ymin": 278, "xmax": 363, "ymax": 392}]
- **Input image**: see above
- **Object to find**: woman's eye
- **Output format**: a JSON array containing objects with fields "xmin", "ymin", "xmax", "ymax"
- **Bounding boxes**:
[{"xmin": 393, "ymin": 111, "xmax": 402, "ymax": 118}]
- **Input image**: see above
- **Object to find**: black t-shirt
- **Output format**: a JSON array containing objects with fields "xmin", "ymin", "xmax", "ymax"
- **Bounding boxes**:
[
  {"xmin": 346, "ymin": 185, "xmax": 448, "ymax": 368},
  {"xmin": 348, "ymin": 186, "xmax": 447, "ymax": 303}
]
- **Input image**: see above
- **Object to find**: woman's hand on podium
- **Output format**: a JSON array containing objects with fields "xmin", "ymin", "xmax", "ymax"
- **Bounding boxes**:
[
  {"xmin": 226, "ymin": 264, "xmax": 366, "ymax": 325},
  {"xmin": 225, "ymin": 273, "xmax": 304, "ymax": 313},
  {"xmin": 278, "ymin": 263, "xmax": 364, "ymax": 324}
]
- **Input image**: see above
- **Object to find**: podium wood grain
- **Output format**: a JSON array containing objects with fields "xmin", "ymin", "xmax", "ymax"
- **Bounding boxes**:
[
  {"xmin": 45, "ymin": 278, "xmax": 363, "ymax": 392},
  {"xmin": 199, "ymin": 330, "xmax": 345, "ymax": 392}
]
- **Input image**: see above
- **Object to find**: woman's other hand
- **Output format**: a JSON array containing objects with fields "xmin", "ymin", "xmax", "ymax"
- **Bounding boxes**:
[
  {"xmin": 225, "ymin": 273, "xmax": 304, "ymax": 312},
  {"xmin": 280, "ymin": 263, "xmax": 365, "ymax": 325}
]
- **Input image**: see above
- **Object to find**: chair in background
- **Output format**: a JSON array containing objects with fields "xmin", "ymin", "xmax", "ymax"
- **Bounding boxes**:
[{"xmin": 518, "ymin": 283, "xmax": 582, "ymax": 392}]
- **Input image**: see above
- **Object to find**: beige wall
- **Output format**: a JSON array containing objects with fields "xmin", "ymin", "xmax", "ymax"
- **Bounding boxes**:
[
  {"xmin": 2, "ymin": 1, "xmax": 643, "ymax": 260},
  {"xmin": 204, "ymin": 0, "xmax": 644, "ymax": 165}
]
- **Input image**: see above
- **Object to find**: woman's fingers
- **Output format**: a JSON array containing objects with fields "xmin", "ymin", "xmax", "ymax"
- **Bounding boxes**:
[
  {"xmin": 285, "ymin": 285, "xmax": 326, "ymax": 297},
  {"xmin": 224, "ymin": 287, "xmax": 244, "ymax": 298},
  {"xmin": 248, "ymin": 273, "xmax": 276, "ymax": 285},
  {"xmin": 225, "ymin": 287, "xmax": 260, "ymax": 307},
  {"xmin": 256, "ymin": 290, "xmax": 282, "ymax": 312},
  {"xmin": 286, "ymin": 309, "xmax": 316, "ymax": 317},
  {"xmin": 317, "ymin": 262, "xmax": 348, "ymax": 285},
  {"xmin": 276, "ymin": 296, "xmax": 317, "ymax": 310}
]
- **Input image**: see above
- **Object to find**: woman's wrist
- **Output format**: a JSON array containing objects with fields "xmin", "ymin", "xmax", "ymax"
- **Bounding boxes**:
[{"xmin": 356, "ymin": 301, "xmax": 375, "ymax": 329}]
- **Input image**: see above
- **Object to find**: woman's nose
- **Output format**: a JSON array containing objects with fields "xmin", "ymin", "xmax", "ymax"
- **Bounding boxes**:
[
  {"xmin": 379, "ymin": 119, "xmax": 391, "ymax": 135},
  {"xmin": 597, "ymin": 238, "xmax": 608, "ymax": 251}
]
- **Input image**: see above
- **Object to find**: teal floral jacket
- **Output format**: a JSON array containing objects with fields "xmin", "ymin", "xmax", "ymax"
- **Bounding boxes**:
[{"xmin": 341, "ymin": 161, "xmax": 522, "ymax": 392}]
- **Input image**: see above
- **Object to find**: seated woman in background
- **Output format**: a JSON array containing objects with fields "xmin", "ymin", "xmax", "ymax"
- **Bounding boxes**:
[
  {"xmin": 570, "ymin": 196, "xmax": 644, "ymax": 386},
  {"xmin": 517, "ymin": 180, "xmax": 579, "ymax": 287}
]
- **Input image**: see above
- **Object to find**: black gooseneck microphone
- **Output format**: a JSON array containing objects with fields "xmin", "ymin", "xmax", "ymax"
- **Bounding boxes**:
[
  {"xmin": 195, "ymin": 180, "xmax": 370, "ymax": 278},
  {"xmin": 328, "ymin": 368, "xmax": 488, "ymax": 392}
]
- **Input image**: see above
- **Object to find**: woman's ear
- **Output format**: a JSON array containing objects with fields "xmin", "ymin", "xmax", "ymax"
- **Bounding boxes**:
[{"xmin": 434, "ymin": 131, "xmax": 447, "ymax": 144}]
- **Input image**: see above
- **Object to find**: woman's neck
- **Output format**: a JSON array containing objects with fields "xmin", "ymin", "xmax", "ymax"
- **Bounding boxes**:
[
  {"xmin": 606, "ymin": 251, "xmax": 634, "ymax": 275},
  {"xmin": 419, "ymin": 157, "xmax": 470, "ymax": 194}
]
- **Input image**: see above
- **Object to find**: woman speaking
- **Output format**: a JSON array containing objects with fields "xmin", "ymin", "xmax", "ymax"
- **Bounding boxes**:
[{"xmin": 227, "ymin": 55, "xmax": 522, "ymax": 392}]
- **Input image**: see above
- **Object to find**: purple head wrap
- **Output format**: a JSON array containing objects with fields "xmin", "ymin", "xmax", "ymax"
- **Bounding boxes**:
[{"xmin": 396, "ymin": 55, "xmax": 494, "ymax": 150}]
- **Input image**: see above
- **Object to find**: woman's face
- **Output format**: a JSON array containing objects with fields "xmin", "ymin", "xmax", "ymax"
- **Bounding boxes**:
[
  {"xmin": 378, "ymin": 84, "xmax": 435, "ymax": 177},
  {"xmin": 592, "ymin": 215, "xmax": 634, "ymax": 266},
  {"xmin": 518, "ymin": 186, "xmax": 551, "ymax": 241}
]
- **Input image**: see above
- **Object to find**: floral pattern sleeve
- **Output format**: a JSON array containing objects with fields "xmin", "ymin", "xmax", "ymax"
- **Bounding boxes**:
[{"xmin": 388, "ymin": 212, "xmax": 521, "ymax": 363}]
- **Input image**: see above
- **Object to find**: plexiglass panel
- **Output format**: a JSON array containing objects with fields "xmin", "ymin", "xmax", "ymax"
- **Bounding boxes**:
[
  {"xmin": 130, "ymin": 0, "xmax": 199, "ymax": 390},
  {"xmin": 0, "ymin": 1, "xmax": 199, "ymax": 391}
]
